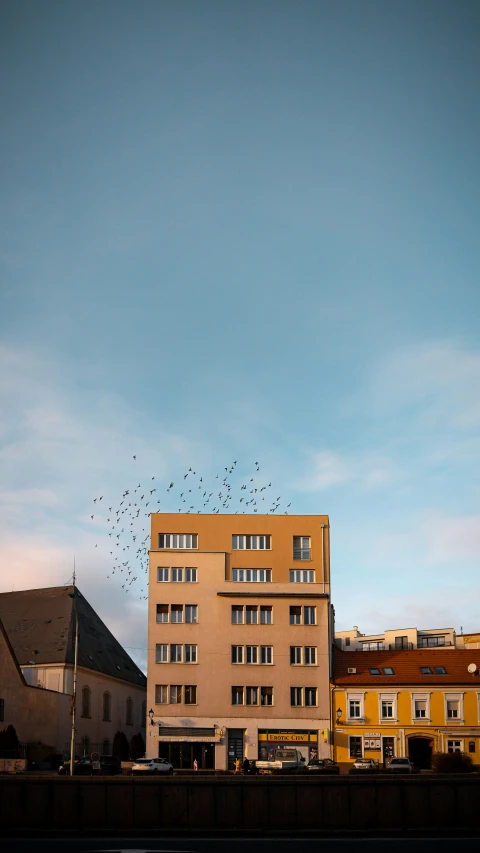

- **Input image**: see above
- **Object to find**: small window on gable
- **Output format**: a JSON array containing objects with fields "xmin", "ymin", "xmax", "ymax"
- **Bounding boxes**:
[
  {"xmin": 434, "ymin": 666, "xmax": 447, "ymax": 675},
  {"xmin": 369, "ymin": 668, "xmax": 381, "ymax": 675},
  {"xmin": 383, "ymin": 667, "xmax": 395, "ymax": 675},
  {"xmin": 420, "ymin": 666, "xmax": 433, "ymax": 675}
]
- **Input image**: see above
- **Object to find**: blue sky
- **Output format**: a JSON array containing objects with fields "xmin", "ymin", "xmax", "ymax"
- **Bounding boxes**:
[{"xmin": 1, "ymin": 0, "xmax": 479, "ymax": 670}]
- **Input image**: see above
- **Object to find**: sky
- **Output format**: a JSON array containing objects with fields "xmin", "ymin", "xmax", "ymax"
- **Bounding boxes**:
[{"xmin": 1, "ymin": 0, "xmax": 479, "ymax": 673}]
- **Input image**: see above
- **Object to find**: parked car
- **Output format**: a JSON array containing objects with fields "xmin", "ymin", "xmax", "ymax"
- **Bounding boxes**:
[
  {"xmin": 386, "ymin": 757, "xmax": 416, "ymax": 774},
  {"xmin": 131, "ymin": 757, "xmax": 174, "ymax": 775},
  {"xmin": 58, "ymin": 754, "xmax": 121, "ymax": 776},
  {"xmin": 351, "ymin": 758, "xmax": 379, "ymax": 771},
  {"xmin": 306, "ymin": 758, "xmax": 340, "ymax": 774}
]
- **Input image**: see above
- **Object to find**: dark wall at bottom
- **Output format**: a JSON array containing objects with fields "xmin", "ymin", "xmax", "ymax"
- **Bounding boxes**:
[{"xmin": 0, "ymin": 775, "xmax": 479, "ymax": 834}]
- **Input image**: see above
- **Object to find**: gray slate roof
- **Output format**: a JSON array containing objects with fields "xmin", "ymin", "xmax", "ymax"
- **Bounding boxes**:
[{"xmin": 0, "ymin": 585, "xmax": 146, "ymax": 688}]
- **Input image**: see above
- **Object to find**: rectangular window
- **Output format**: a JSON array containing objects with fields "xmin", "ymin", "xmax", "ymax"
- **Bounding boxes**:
[
  {"xmin": 246, "ymin": 645, "xmax": 258, "ymax": 664},
  {"xmin": 232, "ymin": 686, "xmax": 244, "ymax": 705},
  {"xmin": 185, "ymin": 568, "xmax": 197, "ymax": 583},
  {"xmin": 159, "ymin": 534, "xmax": 198, "ymax": 549},
  {"xmin": 290, "ymin": 606, "xmax": 301, "ymax": 625},
  {"xmin": 231, "ymin": 645, "xmax": 243, "ymax": 664},
  {"xmin": 383, "ymin": 667, "xmax": 395, "ymax": 675},
  {"xmin": 291, "ymin": 687, "xmax": 302, "ymax": 706},
  {"xmin": 290, "ymin": 646, "xmax": 302, "ymax": 665},
  {"xmin": 171, "ymin": 567, "xmax": 183, "ymax": 582},
  {"xmin": 231, "ymin": 605, "xmax": 244, "ymax": 624},
  {"xmin": 420, "ymin": 667, "xmax": 433, "ymax": 675},
  {"xmin": 305, "ymin": 687, "xmax": 317, "ymax": 706},
  {"xmin": 232, "ymin": 569, "xmax": 272, "ymax": 582},
  {"xmin": 293, "ymin": 536, "xmax": 311, "ymax": 560},
  {"xmin": 260, "ymin": 646, "xmax": 272, "ymax": 665},
  {"xmin": 361, "ymin": 642, "xmax": 384, "ymax": 651},
  {"xmin": 232, "ymin": 534, "xmax": 271, "ymax": 550},
  {"xmin": 415, "ymin": 700, "xmax": 427, "ymax": 718},
  {"xmin": 170, "ymin": 685, "xmax": 182, "ymax": 704},
  {"xmin": 246, "ymin": 686, "xmax": 258, "ymax": 705},
  {"xmin": 184, "ymin": 685, "xmax": 197, "ymax": 705},
  {"xmin": 260, "ymin": 606, "xmax": 272, "ymax": 624},
  {"xmin": 369, "ymin": 668, "xmax": 381, "ymax": 675},
  {"xmin": 246, "ymin": 605, "xmax": 258, "ymax": 625},
  {"xmin": 156, "ymin": 604, "xmax": 169, "ymax": 623},
  {"xmin": 185, "ymin": 644, "xmax": 197, "ymax": 664},
  {"xmin": 304, "ymin": 606, "xmax": 316, "ymax": 625},
  {"xmin": 382, "ymin": 701, "xmax": 394, "ymax": 719},
  {"xmin": 171, "ymin": 605, "xmax": 184, "ymax": 623},
  {"xmin": 260, "ymin": 686, "xmax": 273, "ymax": 706},
  {"xmin": 447, "ymin": 700, "xmax": 459, "ymax": 719},
  {"xmin": 419, "ymin": 635, "xmax": 446, "ymax": 648},
  {"xmin": 345, "ymin": 637, "xmax": 351, "ymax": 647},
  {"xmin": 304, "ymin": 646, "xmax": 317, "ymax": 665},
  {"xmin": 157, "ymin": 567, "xmax": 169, "ymax": 582},
  {"xmin": 155, "ymin": 685, "xmax": 168, "ymax": 704},
  {"xmin": 395, "ymin": 636, "xmax": 409, "ymax": 650},
  {"xmin": 349, "ymin": 736, "xmax": 362, "ymax": 759},
  {"xmin": 185, "ymin": 605, "xmax": 198, "ymax": 623},
  {"xmin": 289, "ymin": 569, "xmax": 315, "ymax": 583},
  {"xmin": 447, "ymin": 740, "xmax": 462, "ymax": 753},
  {"xmin": 435, "ymin": 666, "xmax": 447, "ymax": 675},
  {"xmin": 349, "ymin": 700, "xmax": 361, "ymax": 718},
  {"xmin": 170, "ymin": 644, "xmax": 183, "ymax": 663},
  {"xmin": 155, "ymin": 644, "xmax": 168, "ymax": 664}
]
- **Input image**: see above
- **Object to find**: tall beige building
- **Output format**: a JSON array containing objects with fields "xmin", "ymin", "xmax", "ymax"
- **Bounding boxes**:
[{"xmin": 147, "ymin": 514, "xmax": 332, "ymax": 770}]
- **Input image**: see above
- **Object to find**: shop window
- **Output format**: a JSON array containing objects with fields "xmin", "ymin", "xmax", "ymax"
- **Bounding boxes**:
[{"xmin": 349, "ymin": 736, "xmax": 362, "ymax": 759}]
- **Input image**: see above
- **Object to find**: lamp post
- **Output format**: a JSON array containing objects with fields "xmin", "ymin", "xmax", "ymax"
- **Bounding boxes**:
[
  {"xmin": 148, "ymin": 708, "xmax": 154, "ymax": 725},
  {"xmin": 69, "ymin": 590, "xmax": 79, "ymax": 777},
  {"xmin": 334, "ymin": 708, "xmax": 342, "ymax": 764}
]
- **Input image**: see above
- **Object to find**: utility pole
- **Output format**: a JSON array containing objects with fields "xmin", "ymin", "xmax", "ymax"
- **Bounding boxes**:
[{"xmin": 69, "ymin": 565, "xmax": 79, "ymax": 777}]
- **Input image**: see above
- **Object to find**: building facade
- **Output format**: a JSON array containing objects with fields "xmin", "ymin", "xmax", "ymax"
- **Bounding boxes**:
[
  {"xmin": 0, "ymin": 585, "xmax": 146, "ymax": 759},
  {"xmin": 335, "ymin": 625, "xmax": 457, "ymax": 651},
  {"xmin": 333, "ymin": 647, "xmax": 480, "ymax": 769},
  {"xmin": 147, "ymin": 514, "xmax": 332, "ymax": 769}
]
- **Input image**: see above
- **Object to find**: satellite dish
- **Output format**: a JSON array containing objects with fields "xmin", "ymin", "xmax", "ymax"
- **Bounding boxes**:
[{"xmin": 467, "ymin": 663, "xmax": 477, "ymax": 674}]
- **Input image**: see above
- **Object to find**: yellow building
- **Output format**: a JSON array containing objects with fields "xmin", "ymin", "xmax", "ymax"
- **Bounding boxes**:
[
  {"xmin": 147, "ymin": 513, "xmax": 332, "ymax": 770},
  {"xmin": 333, "ymin": 647, "xmax": 480, "ymax": 768}
]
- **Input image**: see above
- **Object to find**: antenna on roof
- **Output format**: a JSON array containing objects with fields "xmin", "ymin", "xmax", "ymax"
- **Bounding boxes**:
[{"xmin": 73, "ymin": 555, "xmax": 76, "ymax": 587}]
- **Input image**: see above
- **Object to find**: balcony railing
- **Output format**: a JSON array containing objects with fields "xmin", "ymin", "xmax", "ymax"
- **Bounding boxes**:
[
  {"xmin": 293, "ymin": 548, "xmax": 311, "ymax": 561},
  {"xmin": 388, "ymin": 642, "xmax": 413, "ymax": 650}
]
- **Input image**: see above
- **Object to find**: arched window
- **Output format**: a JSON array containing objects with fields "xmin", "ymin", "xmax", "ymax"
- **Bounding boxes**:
[
  {"xmin": 103, "ymin": 691, "xmax": 111, "ymax": 722},
  {"xmin": 102, "ymin": 739, "xmax": 110, "ymax": 755},
  {"xmin": 141, "ymin": 699, "xmax": 146, "ymax": 728},
  {"xmin": 81, "ymin": 686, "xmax": 91, "ymax": 718},
  {"xmin": 126, "ymin": 696, "xmax": 133, "ymax": 725}
]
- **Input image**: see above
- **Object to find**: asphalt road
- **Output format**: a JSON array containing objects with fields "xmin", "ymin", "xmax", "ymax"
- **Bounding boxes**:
[{"xmin": 2, "ymin": 838, "xmax": 479, "ymax": 853}]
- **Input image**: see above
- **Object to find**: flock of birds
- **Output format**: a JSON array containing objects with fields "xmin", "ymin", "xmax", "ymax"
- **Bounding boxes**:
[{"xmin": 90, "ymin": 459, "xmax": 292, "ymax": 600}]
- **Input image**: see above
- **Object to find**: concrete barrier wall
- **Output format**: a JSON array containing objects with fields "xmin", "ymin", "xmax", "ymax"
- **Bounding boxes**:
[{"xmin": 0, "ymin": 775, "xmax": 479, "ymax": 834}]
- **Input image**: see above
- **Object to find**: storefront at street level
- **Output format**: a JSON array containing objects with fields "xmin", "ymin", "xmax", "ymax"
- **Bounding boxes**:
[
  {"xmin": 157, "ymin": 727, "xmax": 220, "ymax": 769},
  {"xmin": 258, "ymin": 729, "xmax": 319, "ymax": 762}
]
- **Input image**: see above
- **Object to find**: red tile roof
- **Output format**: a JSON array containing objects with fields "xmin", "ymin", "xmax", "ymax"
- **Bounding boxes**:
[{"xmin": 334, "ymin": 646, "xmax": 480, "ymax": 685}]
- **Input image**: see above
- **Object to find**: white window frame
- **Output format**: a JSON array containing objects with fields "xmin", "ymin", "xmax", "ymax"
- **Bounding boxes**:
[
  {"xmin": 155, "ymin": 644, "xmax": 168, "ymax": 664},
  {"xmin": 170, "ymin": 605, "xmax": 184, "ymax": 624},
  {"xmin": 231, "ymin": 605, "xmax": 244, "ymax": 624},
  {"xmin": 412, "ymin": 692, "xmax": 431, "ymax": 722},
  {"xmin": 260, "ymin": 686, "xmax": 273, "ymax": 706},
  {"xmin": 304, "ymin": 686, "xmax": 317, "ymax": 707},
  {"xmin": 290, "ymin": 646, "xmax": 302, "ymax": 665},
  {"xmin": 293, "ymin": 536, "xmax": 311, "ymax": 560},
  {"xmin": 185, "ymin": 644, "xmax": 197, "ymax": 664},
  {"xmin": 304, "ymin": 646, "xmax": 317, "ymax": 666},
  {"xmin": 232, "ymin": 686, "xmax": 244, "ymax": 705},
  {"xmin": 246, "ymin": 686, "xmax": 258, "ymax": 705},
  {"xmin": 445, "ymin": 692, "xmax": 464, "ymax": 724},
  {"xmin": 232, "ymin": 569, "xmax": 272, "ymax": 583},
  {"xmin": 289, "ymin": 606, "xmax": 302, "ymax": 625},
  {"xmin": 155, "ymin": 684, "xmax": 168, "ymax": 704},
  {"xmin": 447, "ymin": 739, "xmax": 464, "ymax": 753},
  {"xmin": 159, "ymin": 534, "xmax": 198, "ymax": 549},
  {"xmin": 156, "ymin": 604, "xmax": 169, "ymax": 623},
  {"xmin": 304, "ymin": 606, "xmax": 316, "ymax": 625},
  {"xmin": 260, "ymin": 646, "xmax": 272, "ymax": 665},
  {"xmin": 260, "ymin": 605, "xmax": 273, "ymax": 624},
  {"xmin": 347, "ymin": 692, "xmax": 365, "ymax": 722},
  {"xmin": 171, "ymin": 568, "xmax": 183, "ymax": 583},
  {"xmin": 231, "ymin": 645, "xmax": 243, "ymax": 664},
  {"xmin": 170, "ymin": 644, "xmax": 183, "ymax": 663},
  {"xmin": 232, "ymin": 534, "xmax": 271, "ymax": 550},
  {"xmin": 185, "ymin": 568, "xmax": 197, "ymax": 583},
  {"xmin": 379, "ymin": 692, "xmax": 398, "ymax": 723},
  {"xmin": 246, "ymin": 605, "xmax": 258, "ymax": 625},
  {"xmin": 289, "ymin": 569, "xmax": 315, "ymax": 583},
  {"xmin": 291, "ymin": 687, "xmax": 303, "ymax": 707},
  {"xmin": 184, "ymin": 685, "xmax": 197, "ymax": 705},
  {"xmin": 157, "ymin": 568, "xmax": 169, "ymax": 582},
  {"xmin": 246, "ymin": 645, "xmax": 258, "ymax": 664},
  {"xmin": 185, "ymin": 604, "xmax": 198, "ymax": 624}
]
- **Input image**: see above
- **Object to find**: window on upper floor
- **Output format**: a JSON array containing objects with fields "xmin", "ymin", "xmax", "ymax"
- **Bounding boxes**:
[
  {"xmin": 289, "ymin": 569, "xmax": 315, "ymax": 583},
  {"xmin": 260, "ymin": 646, "xmax": 272, "ymax": 665},
  {"xmin": 290, "ymin": 606, "xmax": 301, "ymax": 625},
  {"xmin": 185, "ymin": 644, "xmax": 197, "ymax": 663},
  {"xmin": 81, "ymin": 686, "xmax": 91, "ymax": 718},
  {"xmin": 414, "ymin": 699, "xmax": 427, "ymax": 718},
  {"xmin": 126, "ymin": 696, "xmax": 133, "ymax": 725},
  {"xmin": 231, "ymin": 605, "xmax": 244, "ymax": 624},
  {"xmin": 383, "ymin": 667, "xmax": 395, "ymax": 675},
  {"xmin": 435, "ymin": 666, "xmax": 447, "ymax": 675},
  {"xmin": 185, "ymin": 605, "xmax": 198, "ymax": 623},
  {"xmin": 186, "ymin": 568, "xmax": 197, "ymax": 582},
  {"xmin": 155, "ymin": 684, "xmax": 168, "ymax": 704},
  {"xmin": 169, "ymin": 685, "xmax": 182, "ymax": 704},
  {"xmin": 381, "ymin": 700, "xmax": 394, "ymax": 719},
  {"xmin": 394, "ymin": 636, "xmax": 409, "ymax": 650},
  {"xmin": 103, "ymin": 691, "xmax": 111, "ymax": 722},
  {"xmin": 246, "ymin": 645, "xmax": 258, "ymax": 664},
  {"xmin": 419, "ymin": 635, "xmax": 446, "ymax": 648},
  {"xmin": 349, "ymin": 700, "xmax": 361, "ymax": 718},
  {"xmin": 361, "ymin": 641, "xmax": 384, "ymax": 651},
  {"xmin": 156, "ymin": 604, "xmax": 169, "ymax": 623},
  {"xmin": 290, "ymin": 646, "xmax": 302, "ymax": 665},
  {"xmin": 447, "ymin": 699, "xmax": 459, "ymax": 719},
  {"xmin": 369, "ymin": 668, "xmax": 381, "ymax": 675},
  {"xmin": 171, "ymin": 568, "xmax": 183, "ymax": 582},
  {"xmin": 260, "ymin": 606, "xmax": 272, "ymax": 624},
  {"xmin": 246, "ymin": 686, "xmax": 258, "ymax": 705},
  {"xmin": 184, "ymin": 685, "xmax": 197, "ymax": 705},
  {"xmin": 232, "ymin": 645, "xmax": 243, "ymax": 664},
  {"xmin": 157, "ymin": 568, "xmax": 169, "ymax": 582},
  {"xmin": 304, "ymin": 606, "xmax": 316, "ymax": 625},
  {"xmin": 232, "ymin": 686, "xmax": 244, "ymax": 705},
  {"xmin": 304, "ymin": 646, "xmax": 317, "ymax": 665},
  {"xmin": 170, "ymin": 644, "xmax": 183, "ymax": 663},
  {"xmin": 232, "ymin": 534, "xmax": 271, "ymax": 550},
  {"xmin": 420, "ymin": 667, "xmax": 433, "ymax": 675},
  {"xmin": 260, "ymin": 686, "xmax": 273, "ymax": 706},
  {"xmin": 158, "ymin": 533, "xmax": 197, "ymax": 549},
  {"xmin": 293, "ymin": 536, "xmax": 311, "ymax": 560},
  {"xmin": 246, "ymin": 605, "xmax": 258, "ymax": 625},
  {"xmin": 171, "ymin": 605, "xmax": 184, "ymax": 623},
  {"xmin": 232, "ymin": 569, "xmax": 272, "ymax": 582}
]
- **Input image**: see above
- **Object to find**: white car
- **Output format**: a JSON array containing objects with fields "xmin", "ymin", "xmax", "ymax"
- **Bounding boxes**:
[
  {"xmin": 132, "ymin": 757, "xmax": 174, "ymax": 775},
  {"xmin": 352, "ymin": 758, "xmax": 379, "ymax": 771}
]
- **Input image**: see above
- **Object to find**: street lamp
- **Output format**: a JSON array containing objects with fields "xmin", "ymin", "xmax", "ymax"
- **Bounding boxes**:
[
  {"xmin": 148, "ymin": 708, "xmax": 154, "ymax": 725},
  {"xmin": 336, "ymin": 708, "xmax": 342, "ymax": 722}
]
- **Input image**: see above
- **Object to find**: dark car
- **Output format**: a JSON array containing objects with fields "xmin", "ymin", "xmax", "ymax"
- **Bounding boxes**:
[
  {"xmin": 306, "ymin": 758, "xmax": 340, "ymax": 774},
  {"xmin": 58, "ymin": 754, "xmax": 121, "ymax": 776}
]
